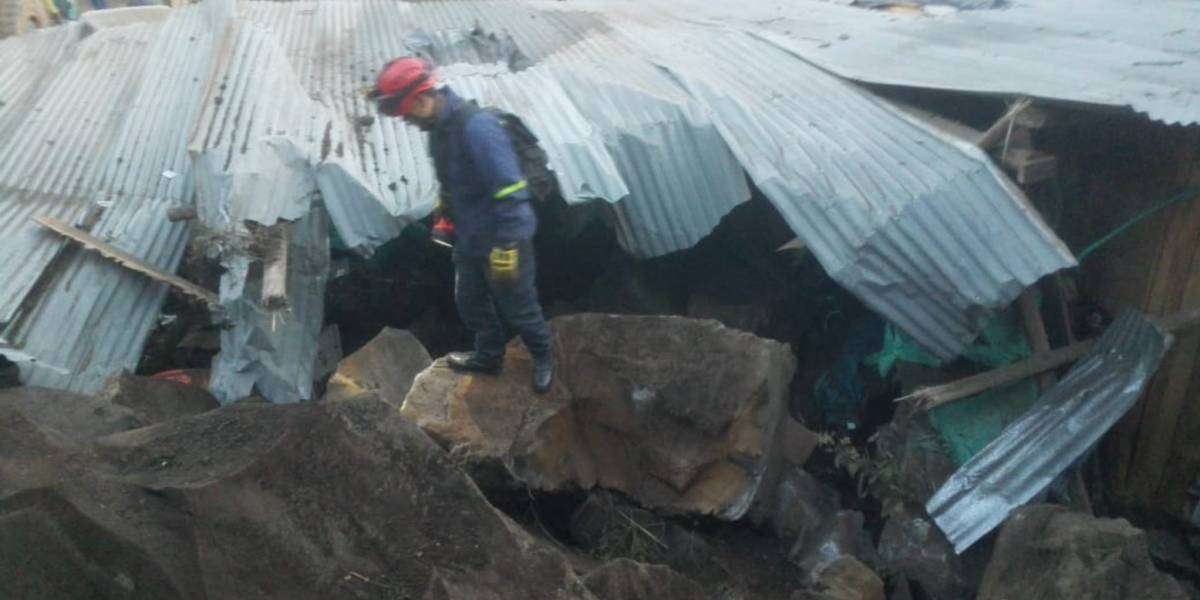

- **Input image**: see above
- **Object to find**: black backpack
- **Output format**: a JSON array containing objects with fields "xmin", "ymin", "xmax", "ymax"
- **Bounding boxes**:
[{"xmin": 431, "ymin": 100, "xmax": 560, "ymax": 203}]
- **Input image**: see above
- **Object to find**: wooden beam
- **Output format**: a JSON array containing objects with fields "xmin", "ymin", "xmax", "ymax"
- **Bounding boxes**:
[
  {"xmin": 898, "ymin": 306, "xmax": 1200, "ymax": 410},
  {"xmin": 1002, "ymin": 148, "xmax": 1057, "ymax": 185},
  {"xmin": 977, "ymin": 97, "xmax": 1034, "ymax": 150},
  {"xmin": 1018, "ymin": 288, "xmax": 1057, "ymax": 391},
  {"xmin": 34, "ymin": 216, "xmax": 219, "ymax": 306}
]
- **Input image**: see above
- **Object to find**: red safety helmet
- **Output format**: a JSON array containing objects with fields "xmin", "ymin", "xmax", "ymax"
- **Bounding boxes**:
[{"xmin": 369, "ymin": 57, "xmax": 437, "ymax": 117}]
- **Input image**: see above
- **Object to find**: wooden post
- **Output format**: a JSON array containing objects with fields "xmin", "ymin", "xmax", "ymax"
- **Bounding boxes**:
[
  {"xmin": 1017, "ymin": 288, "xmax": 1057, "ymax": 391},
  {"xmin": 1018, "ymin": 287, "xmax": 1094, "ymax": 513},
  {"xmin": 977, "ymin": 97, "xmax": 1033, "ymax": 151},
  {"xmin": 261, "ymin": 224, "xmax": 290, "ymax": 311}
]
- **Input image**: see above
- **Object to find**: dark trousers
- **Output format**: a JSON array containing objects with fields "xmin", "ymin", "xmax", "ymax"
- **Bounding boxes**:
[{"xmin": 454, "ymin": 239, "xmax": 552, "ymax": 361}]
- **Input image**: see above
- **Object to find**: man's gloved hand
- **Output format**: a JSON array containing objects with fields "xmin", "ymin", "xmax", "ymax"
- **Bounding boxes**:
[{"xmin": 489, "ymin": 243, "xmax": 519, "ymax": 284}]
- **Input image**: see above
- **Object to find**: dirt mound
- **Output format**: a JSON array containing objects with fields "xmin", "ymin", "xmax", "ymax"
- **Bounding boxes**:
[{"xmin": 0, "ymin": 395, "xmax": 611, "ymax": 599}]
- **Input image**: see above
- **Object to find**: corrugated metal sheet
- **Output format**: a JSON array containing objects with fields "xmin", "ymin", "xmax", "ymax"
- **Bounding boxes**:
[
  {"xmin": 1, "ymin": 0, "xmax": 1089, "ymax": 399},
  {"xmin": 0, "ymin": 4, "xmax": 227, "ymax": 393},
  {"xmin": 634, "ymin": 0, "xmax": 1200, "ymax": 125},
  {"xmin": 203, "ymin": 0, "xmax": 1074, "ymax": 361},
  {"xmin": 927, "ymin": 311, "xmax": 1173, "ymax": 554},
  {"xmin": 203, "ymin": 0, "xmax": 742, "ymax": 258},
  {"xmin": 632, "ymin": 25, "xmax": 1076, "ymax": 357}
]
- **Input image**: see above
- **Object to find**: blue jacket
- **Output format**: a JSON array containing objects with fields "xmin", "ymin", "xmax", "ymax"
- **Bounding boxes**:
[{"xmin": 430, "ymin": 88, "xmax": 536, "ymax": 258}]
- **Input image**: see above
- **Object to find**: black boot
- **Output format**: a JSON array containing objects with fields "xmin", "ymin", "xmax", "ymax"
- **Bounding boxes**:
[
  {"xmin": 446, "ymin": 352, "xmax": 503, "ymax": 375},
  {"xmin": 532, "ymin": 355, "xmax": 554, "ymax": 394}
]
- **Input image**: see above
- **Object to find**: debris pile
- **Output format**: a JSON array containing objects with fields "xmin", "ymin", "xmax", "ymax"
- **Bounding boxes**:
[
  {"xmin": 0, "ymin": 386, "xmax": 602, "ymax": 599},
  {"xmin": 1, "ymin": 0, "xmax": 1199, "ymax": 598}
]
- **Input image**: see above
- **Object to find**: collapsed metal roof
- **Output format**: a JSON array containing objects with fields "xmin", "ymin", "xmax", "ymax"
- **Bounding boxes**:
[
  {"xmin": 0, "ymin": 0, "xmax": 1086, "ymax": 400},
  {"xmin": 0, "ymin": 8, "xmax": 220, "ymax": 392},
  {"xmin": 927, "ymin": 311, "xmax": 1173, "ymax": 553},
  {"xmin": 637, "ymin": 0, "xmax": 1200, "ymax": 125}
]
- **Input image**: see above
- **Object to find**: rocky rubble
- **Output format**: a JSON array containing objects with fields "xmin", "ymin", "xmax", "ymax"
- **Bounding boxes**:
[
  {"xmin": 0, "ymin": 389, "xmax": 604, "ymax": 599},
  {"xmin": 4, "ymin": 311, "xmax": 1193, "ymax": 600}
]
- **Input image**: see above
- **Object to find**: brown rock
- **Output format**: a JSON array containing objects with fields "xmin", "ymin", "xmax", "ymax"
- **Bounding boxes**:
[
  {"xmin": 792, "ymin": 556, "xmax": 885, "ymax": 600},
  {"xmin": 750, "ymin": 467, "xmax": 840, "ymax": 539},
  {"xmin": 97, "ymin": 373, "xmax": 219, "ymax": 426},
  {"xmin": 582, "ymin": 559, "xmax": 706, "ymax": 600},
  {"xmin": 1, "ymin": 395, "xmax": 599, "ymax": 599},
  {"xmin": 978, "ymin": 504, "xmax": 1188, "ymax": 600},
  {"xmin": 325, "ymin": 328, "xmax": 432, "ymax": 405},
  {"xmin": 402, "ymin": 314, "xmax": 796, "ymax": 519}
]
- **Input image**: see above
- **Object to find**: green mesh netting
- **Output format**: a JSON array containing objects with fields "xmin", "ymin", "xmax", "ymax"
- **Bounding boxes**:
[
  {"xmin": 867, "ymin": 306, "xmax": 1039, "ymax": 465},
  {"xmin": 928, "ymin": 378, "xmax": 1041, "ymax": 465}
]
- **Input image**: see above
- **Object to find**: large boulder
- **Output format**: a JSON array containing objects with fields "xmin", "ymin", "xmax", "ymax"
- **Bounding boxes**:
[
  {"xmin": 402, "ymin": 314, "xmax": 796, "ymax": 519},
  {"xmin": 324, "ymin": 328, "xmax": 432, "ymax": 405},
  {"xmin": 0, "ymin": 394, "xmax": 599, "ymax": 599},
  {"xmin": 978, "ymin": 504, "xmax": 1188, "ymax": 600}
]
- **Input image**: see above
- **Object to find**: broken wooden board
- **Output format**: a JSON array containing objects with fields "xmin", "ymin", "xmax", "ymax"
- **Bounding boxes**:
[
  {"xmin": 34, "ymin": 216, "xmax": 218, "ymax": 306},
  {"xmin": 900, "ymin": 306, "xmax": 1200, "ymax": 411}
]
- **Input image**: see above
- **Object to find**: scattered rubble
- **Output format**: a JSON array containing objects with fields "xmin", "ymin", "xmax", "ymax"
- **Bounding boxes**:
[
  {"xmin": 977, "ymin": 504, "xmax": 1189, "ymax": 600},
  {"xmin": 323, "ymin": 327, "xmax": 432, "ymax": 404},
  {"xmin": 402, "ymin": 314, "xmax": 795, "ymax": 520}
]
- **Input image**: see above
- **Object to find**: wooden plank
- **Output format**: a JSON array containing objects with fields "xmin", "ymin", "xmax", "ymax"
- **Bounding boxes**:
[
  {"xmin": 900, "ymin": 340, "xmax": 1096, "ymax": 410},
  {"xmin": 1002, "ymin": 148, "xmax": 1057, "ymax": 185},
  {"xmin": 899, "ymin": 306, "xmax": 1200, "ymax": 410},
  {"xmin": 34, "ymin": 216, "xmax": 218, "ymax": 306},
  {"xmin": 1127, "ymin": 218, "xmax": 1200, "ymax": 495}
]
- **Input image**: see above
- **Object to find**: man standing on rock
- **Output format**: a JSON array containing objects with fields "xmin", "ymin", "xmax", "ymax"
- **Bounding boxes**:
[{"xmin": 369, "ymin": 57, "xmax": 554, "ymax": 394}]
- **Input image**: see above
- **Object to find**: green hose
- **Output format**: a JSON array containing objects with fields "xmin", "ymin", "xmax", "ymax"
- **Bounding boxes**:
[{"xmin": 1077, "ymin": 186, "xmax": 1200, "ymax": 263}]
